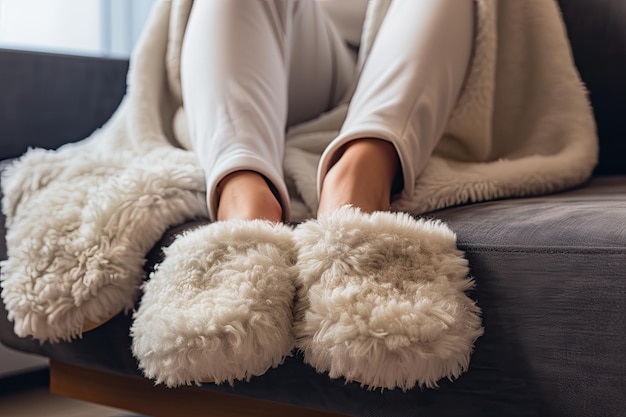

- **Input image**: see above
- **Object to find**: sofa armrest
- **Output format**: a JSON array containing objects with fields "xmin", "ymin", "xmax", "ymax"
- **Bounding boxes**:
[
  {"xmin": 0, "ymin": 49, "xmax": 128, "ymax": 161},
  {"xmin": 557, "ymin": 0, "xmax": 626, "ymax": 176}
]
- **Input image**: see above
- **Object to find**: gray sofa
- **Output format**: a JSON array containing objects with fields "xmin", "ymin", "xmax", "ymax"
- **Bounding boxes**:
[{"xmin": 1, "ymin": 0, "xmax": 625, "ymax": 416}]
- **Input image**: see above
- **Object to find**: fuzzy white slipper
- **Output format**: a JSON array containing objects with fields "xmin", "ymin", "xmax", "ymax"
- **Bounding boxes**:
[
  {"xmin": 293, "ymin": 206, "xmax": 483, "ymax": 390},
  {"xmin": 131, "ymin": 220, "xmax": 297, "ymax": 387}
]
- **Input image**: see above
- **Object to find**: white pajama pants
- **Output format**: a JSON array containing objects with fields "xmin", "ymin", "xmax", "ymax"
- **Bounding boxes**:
[{"xmin": 181, "ymin": 0, "xmax": 474, "ymax": 221}]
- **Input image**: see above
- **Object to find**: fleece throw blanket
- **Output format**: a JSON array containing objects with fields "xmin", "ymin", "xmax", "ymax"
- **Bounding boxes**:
[{"xmin": 1, "ymin": 0, "xmax": 597, "ymax": 342}]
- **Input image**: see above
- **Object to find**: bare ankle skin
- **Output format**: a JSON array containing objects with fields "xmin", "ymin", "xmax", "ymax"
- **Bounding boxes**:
[
  {"xmin": 318, "ymin": 138, "xmax": 400, "ymax": 217},
  {"xmin": 216, "ymin": 171, "xmax": 283, "ymax": 222}
]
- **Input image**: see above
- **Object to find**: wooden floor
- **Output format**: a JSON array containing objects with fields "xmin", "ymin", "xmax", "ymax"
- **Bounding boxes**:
[
  {"xmin": 50, "ymin": 361, "xmax": 350, "ymax": 417},
  {"xmin": 0, "ymin": 369, "xmax": 137, "ymax": 417},
  {"xmin": 0, "ymin": 360, "xmax": 351, "ymax": 417}
]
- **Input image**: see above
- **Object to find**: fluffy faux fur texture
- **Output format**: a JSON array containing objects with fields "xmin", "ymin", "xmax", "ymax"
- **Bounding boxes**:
[
  {"xmin": 0, "ymin": 146, "xmax": 207, "ymax": 342},
  {"xmin": 131, "ymin": 220, "xmax": 297, "ymax": 387},
  {"xmin": 294, "ymin": 206, "xmax": 484, "ymax": 390}
]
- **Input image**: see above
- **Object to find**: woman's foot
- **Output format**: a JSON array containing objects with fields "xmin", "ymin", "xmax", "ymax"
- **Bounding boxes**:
[
  {"xmin": 132, "ymin": 220, "xmax": 298, "ymax": 387},
  {"xmin": 293, "ymin": 206, "xmax": 483, "ymax": 390},
  {"xmin": 216, "ymin": 171, "xmax": 283, "ymax": 222},
  {"xmin": 318, "ymin": 139, "xmax": 400, "ymax": 216}
]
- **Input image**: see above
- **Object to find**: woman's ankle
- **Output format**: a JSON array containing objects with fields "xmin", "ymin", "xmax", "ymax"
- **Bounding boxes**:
[
  {"xmin": 318, "ymin": 139, "xmax": 400, "ymax": 217},
  {"xmin": 216, "ymin": 171, "xmax": 283, "ymax": 222}
]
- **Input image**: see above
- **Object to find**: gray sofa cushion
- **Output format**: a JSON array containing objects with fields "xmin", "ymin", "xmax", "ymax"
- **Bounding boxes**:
[
  {"xmin": 2, "ymin": 177, "xmax": 624, "ymax": 417},
  {"xmin": 0, "ymin": 49, "xmax": 128, "ymax": 161},
  {"xmin": 435, "ymin": 177, "xmax": 626, "ymax": 417},
  {"xmin": 557, "ymin": 0, "xmax": 626, "ymax": 175}
]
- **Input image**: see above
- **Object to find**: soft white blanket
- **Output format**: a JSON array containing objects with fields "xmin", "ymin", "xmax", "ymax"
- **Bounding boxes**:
[{"xmin": 1, "ymin": 0, "xmax": 597, "ymax": 341}]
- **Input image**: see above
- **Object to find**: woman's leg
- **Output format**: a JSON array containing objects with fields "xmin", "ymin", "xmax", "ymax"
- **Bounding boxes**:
[
  {"xmin": 295, "ymin": 3, "xmax": 483, "ymax": 390},
  {"xmin": 317, "ymin": 0, "xmax": 475, "ymax": 216},
  {"xmin": 181, "ymin": 0, "xmax": 355, "ymax": 222}
]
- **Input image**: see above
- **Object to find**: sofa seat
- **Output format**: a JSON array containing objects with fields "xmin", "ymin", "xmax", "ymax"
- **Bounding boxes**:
[
  {"xmin": 435, "ymin": 176, "xmax": 626, "ymax": 417},
  {"xmin": 1, "ymin": 175, "xmax": 624, "ymax": 417}
]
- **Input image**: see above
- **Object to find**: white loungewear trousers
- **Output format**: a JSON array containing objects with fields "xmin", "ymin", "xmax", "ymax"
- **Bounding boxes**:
[{"xmin": 181, "ymin": 0, "xmax": 475, "ymax": 221}]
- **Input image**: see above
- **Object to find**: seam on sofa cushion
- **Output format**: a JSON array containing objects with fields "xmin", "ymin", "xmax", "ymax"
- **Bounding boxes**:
[{"xmin": 461, "ymin": 244, "xmax": 625, "ymax": 255}]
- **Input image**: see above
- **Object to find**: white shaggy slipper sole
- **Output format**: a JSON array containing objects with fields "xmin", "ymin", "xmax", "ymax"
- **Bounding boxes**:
[
  {"xmin": 294, "ymin": 206, "xmax": 483, "ymax": 390},
  {"xmin": 131, "ymin": 220, "xmax": 297, "ymax": 387}
]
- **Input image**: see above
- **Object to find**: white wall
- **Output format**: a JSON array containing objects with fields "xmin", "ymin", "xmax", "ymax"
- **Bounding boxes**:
[
  {"xmin": 0, "ymin": 0, "xmax": 156, "ymax": 56},
  {"xmin": 0, "ymin": 0, "xmax": 102, "ymax": 55}
]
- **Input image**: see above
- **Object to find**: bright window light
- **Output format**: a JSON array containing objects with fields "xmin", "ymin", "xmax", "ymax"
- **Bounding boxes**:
[{"xmin": 0, "ymin": 0, "xmax": 155, "ymax": 57}]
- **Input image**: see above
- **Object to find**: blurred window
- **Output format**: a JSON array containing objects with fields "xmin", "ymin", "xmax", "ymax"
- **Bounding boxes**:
[{"xmin": 0, "ymin": 0, "xmax": 155, "ymax": 57}]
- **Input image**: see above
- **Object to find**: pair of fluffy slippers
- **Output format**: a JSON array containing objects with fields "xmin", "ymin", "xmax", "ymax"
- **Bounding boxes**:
[{"xmin": 131, "ymin": 206, "xmax": 483, "ymax": 390}]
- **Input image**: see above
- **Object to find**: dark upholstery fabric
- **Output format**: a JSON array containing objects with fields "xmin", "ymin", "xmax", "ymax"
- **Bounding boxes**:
[
  {"xmin": 557, "ymin": 0, "xmax": 626, "ymax": 175},
  {"xmin": 2, "ymin": 178, "xmax": 625, "ymax": 417},
  {"xmin": 0, "ymin": 49, "xmax": 128, "ymax": 161},
  {"xmin": 434, "ymin": 178, "xmax": 626, "ymax": 417}
]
